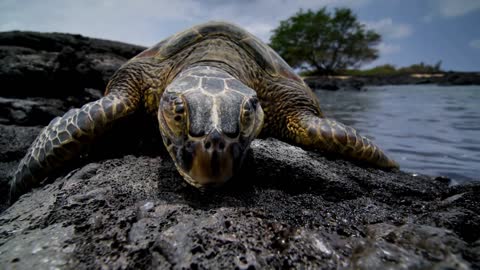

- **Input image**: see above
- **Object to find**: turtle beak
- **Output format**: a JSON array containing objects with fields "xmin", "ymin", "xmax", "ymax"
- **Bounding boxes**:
[{"xmin": 179, "ymin": 129, "xmax": 243, "ymax": 187}]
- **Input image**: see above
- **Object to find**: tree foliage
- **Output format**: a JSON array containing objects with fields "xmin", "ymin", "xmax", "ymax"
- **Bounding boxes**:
[
  {"xmin": 269, "ymin": 8, "xmax": 381, "ymax": 74},
  {"xmin": 344, "ymin": 64, "xmax": 397, "ymax": 76},
  {"xmin": 345, "ymin": 61, "xmax": 444, "ymax": 76},
  {"xmin": 398, "ymin": 61, "xmax": 443, "ymax": 73}
]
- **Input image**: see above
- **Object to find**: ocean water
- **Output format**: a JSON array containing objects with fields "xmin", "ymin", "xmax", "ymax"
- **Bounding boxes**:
[{"xmin": 314, "ymin": 85, "xmax": 480, "ymax": 183}]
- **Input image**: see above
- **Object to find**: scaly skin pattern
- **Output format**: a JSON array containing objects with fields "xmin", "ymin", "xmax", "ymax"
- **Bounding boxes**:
[
  {"xmin": 260, "ymin": 78, "xmax": 399, "ymax": 169},
  {"xmin": 9, "ymin": 61, "xmax": 150, "ymax": 202},
  {"xmin": 10, "ymin": 21, "xmax": 398, "ymax": 203}
]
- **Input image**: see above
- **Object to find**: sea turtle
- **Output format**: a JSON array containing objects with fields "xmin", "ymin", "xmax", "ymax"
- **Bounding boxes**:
[{"xmin": 9, "ymin": 22, "xmax": 398, "ymax": 202}]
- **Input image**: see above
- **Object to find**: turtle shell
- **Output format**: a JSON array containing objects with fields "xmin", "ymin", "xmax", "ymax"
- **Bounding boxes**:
[{"xmin": 134, "ymin": 21, "xmax": 303, "ymax": 83}]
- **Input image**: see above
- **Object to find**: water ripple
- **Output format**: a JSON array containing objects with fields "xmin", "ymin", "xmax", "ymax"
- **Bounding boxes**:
[{"xmin": 315, "ymin": 85, "xmax": 480, "ymax": 183}]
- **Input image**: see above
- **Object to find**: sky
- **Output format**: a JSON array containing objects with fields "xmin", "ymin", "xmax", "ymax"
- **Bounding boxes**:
[{"xmin": 1, "ymin": 0, "xmax": 479, "ymax": 71}]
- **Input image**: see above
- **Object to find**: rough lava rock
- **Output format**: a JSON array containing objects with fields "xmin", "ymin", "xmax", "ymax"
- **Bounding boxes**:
[
  {"xmin": 1, "ymin": 31, "xmax": 479, "ymax": 269},
  {"xmin": 0, "ymin": 31, "xmax": 145, "ymax": 100},
  {"xmin": 0, "ymin": 30, "xmax": 146, "ymax": 211}
]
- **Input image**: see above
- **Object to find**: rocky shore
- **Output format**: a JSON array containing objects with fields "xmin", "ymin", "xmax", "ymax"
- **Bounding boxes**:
[
  {"xmin": 1, "ymin": 31, "xmax": 479, "ymax": 269},
  {"xmin": 304, "ymin": 72, "xmax": 480, "ymax": 91}
]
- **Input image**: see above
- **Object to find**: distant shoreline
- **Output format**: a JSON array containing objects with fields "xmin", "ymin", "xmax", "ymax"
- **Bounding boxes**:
[
  {"xmin": 2, "ymin": 30, "xmax": 478, "ymax": 92},
  {"xmin": 304, "ymin": 72, "xmax": 480, "ymax": 91}
]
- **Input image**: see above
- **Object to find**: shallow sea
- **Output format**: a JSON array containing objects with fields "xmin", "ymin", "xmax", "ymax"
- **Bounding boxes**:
[{"xmin": 315, "ymin": 85, "xmax": 480, "ymax": 183}]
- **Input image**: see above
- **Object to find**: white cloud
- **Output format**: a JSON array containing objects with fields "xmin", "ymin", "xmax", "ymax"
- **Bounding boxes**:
[
  {"xmin": 377, "ymin": 43, "xmax": 401, "ymax": 55},
  {"xmin": 0, "ymin": 0, "xmax": 373, "ymax": 45},
  {"xmin": 244, "ymin": 22, "xmax": 275, "ymax": 42},
  {"xmin": 469, "ymin": 39, "xmax": 480, "ymax": 49},
  {"xmin": 425, "ymin": 0, "xmax": 480, "ymax": 21},
  {"xmin": 364, "ymin": 18, "xmax": 412, "ymax": 39},
  {"xmin": 437, "ymin": 0, "xmax": 480, "ymax": 17},
  {"xmin": 0, "ymin": 0, "xmax": 204, "ymax": 45}
]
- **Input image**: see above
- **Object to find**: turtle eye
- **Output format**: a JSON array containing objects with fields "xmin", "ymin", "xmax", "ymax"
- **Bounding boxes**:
[
  {"xmin": 160, "ymin": 94, "xmax": 187, "ymax": 137},
  {"xmin": 240, "ymin": 97, "xmax": 257, "ymax": 136},
  {"xmin": 189, "ymin": 129, "xmax": 205, "ymax": 137},
  {"xmin": 224, "ymin": 129, "xmax": 239, "ymax": 138}
]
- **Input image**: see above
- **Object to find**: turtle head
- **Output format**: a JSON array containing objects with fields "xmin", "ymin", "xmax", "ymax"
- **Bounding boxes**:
[{"xmin": 158, "ymin": 66, "xmax": 264, "ymax": 188}]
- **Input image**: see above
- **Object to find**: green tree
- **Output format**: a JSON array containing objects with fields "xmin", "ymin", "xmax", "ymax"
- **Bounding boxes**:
[
  {"xmin": 399, "ymin": 61, "xmax": 444, "ymax": 73},
  {"xmin": 269, "ymin": 8, "xmax": 381, "ymax": 74}
]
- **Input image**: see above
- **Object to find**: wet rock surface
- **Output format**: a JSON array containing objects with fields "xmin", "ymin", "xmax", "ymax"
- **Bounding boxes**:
[{"xmin": 0, "ymin": 31, "xmax": 479, "ymax": 269}]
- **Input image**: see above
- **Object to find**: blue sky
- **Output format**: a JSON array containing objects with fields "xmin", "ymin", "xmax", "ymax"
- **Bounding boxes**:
[{"xmin": 1, "ymin": 0, "xmax": 479, "ymax": 71}]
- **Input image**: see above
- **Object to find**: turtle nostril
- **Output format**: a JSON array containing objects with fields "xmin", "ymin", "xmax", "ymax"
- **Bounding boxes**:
[
  {"xmin": 204, "ymin": 141, "xmax": 211, "ymax": 149},
  {"xmin": 204, "ymin": 130, "xmax": 227, "ymax": 151}
]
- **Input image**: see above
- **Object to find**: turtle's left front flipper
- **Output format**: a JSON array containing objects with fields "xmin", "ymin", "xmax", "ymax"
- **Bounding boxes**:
[
  {"xmin": 9, "ymin": 93, "xmax": 138, "ymax": 203},
  {"xmin": 286, "ymin": 113, "xmax": 399, "ymax": 169}
]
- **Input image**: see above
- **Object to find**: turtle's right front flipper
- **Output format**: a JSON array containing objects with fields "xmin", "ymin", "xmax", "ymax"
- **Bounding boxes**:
[
  {"xmin": 286, "ymin": 114, "xmax": 399, "ymax": 169},
  {"xmin": 9, "ymin": 93, "xmax": 137, "ymax": 203}
]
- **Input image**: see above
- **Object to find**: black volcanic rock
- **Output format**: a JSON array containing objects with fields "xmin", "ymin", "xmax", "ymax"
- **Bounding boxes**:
[
  {"xmin": 439, "ymin": 72, "xmax": 480, "ymax": 85},
  {"xmin": 0, "ymin": 31, "xmax": 146, "ymax": 99},
  {"xmin": 0, "ymin": 141, "xmax": 479, "ymax": 269},
  {"xmin": 0, "ymin": 31, "xmax": 479, "ymax": 269},
  {"xmin": 0, "ymin": 30, "xmax": 146, "ymax": 211}
]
